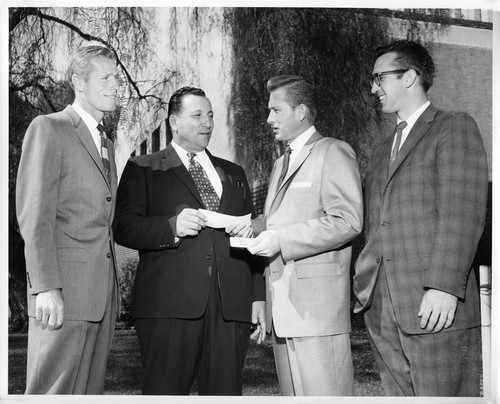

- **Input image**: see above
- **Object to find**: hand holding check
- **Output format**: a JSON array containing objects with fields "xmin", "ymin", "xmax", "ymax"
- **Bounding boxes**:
[
  {"xmin": 231, "ymin": 230, "xmax": 281, "ymax": 257},
  {"xmin": 226, "ymin": 222, "xmax": 253, "ymax": 238}
]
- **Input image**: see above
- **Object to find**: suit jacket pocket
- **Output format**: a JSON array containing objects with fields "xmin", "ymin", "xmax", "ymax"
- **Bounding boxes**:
[
  {"xmin": 290, "ymin": 181, "xmax": 313, "ymax": 189},
  {"xmin": 287, "ymin": 186, "xmax": 314, "ymax": 195},
  {"xmin": 57, "ymin": 247, "xmax": 87, "ymax": 263},
  {"xmin": 295, "ymin": 261, "xmax": 341, "ymax": 278},
  {"xmin": 406, "ymin": 160, "xmax": 434, "ymax": 170}
]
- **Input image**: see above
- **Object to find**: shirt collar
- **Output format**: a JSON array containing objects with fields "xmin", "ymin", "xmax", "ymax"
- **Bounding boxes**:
[
  {"xmin": 289, "ymin": 125, "xmax": 316, "ymax": 152},
  {"xmin": 398, "ymin": 100, "xmax": 431, "ymax": 131},
  {"xmin": 72, "ymin": 102, "xmax": 101, "ymax": 133},
  {"xmin": 171, "ymin": 140, "xmax": 208, "ymax": 167}
]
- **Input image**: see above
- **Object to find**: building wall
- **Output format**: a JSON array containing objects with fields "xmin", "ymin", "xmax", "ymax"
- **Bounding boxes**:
[{"xmin": 430, "ymin": 42, "xmax": 492, "ymax": 179}]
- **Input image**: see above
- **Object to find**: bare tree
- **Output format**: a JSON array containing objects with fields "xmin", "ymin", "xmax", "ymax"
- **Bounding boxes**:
[{"xmin": 9, "ymin": 7, "xmax": 175, "ymax": 125}]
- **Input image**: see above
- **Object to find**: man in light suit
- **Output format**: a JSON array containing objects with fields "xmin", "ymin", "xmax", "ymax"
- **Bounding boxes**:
[
  {"xmin": 16, "ymin": 45, "xmax": 120, "ymax": 394},
  {"xmin": 113, "ymin": 86, "xmax": 266, "ymax": 395},
  {"xmin": 353, "ymin": 40, "xmax": 488, "ymax": 396},
  {"xmin": 247, "ymin": 75, "xmax": 363, "ymax": 396}
]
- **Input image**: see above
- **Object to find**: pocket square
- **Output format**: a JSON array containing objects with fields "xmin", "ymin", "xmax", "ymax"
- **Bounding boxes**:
[{"xmin": 291, "ymin": 181, "xmax": 313, "ymax": 188}]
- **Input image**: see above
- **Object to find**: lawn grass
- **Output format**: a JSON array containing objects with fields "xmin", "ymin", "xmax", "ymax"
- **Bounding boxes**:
[{"xmin": 8, "ymin": 321, "xmax": 382, "ymax": 396}]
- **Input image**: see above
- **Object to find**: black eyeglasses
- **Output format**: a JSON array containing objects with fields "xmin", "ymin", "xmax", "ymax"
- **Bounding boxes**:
[{"xmin": 370, "ymin": 69, "xmax": 409, "ymax": 86}]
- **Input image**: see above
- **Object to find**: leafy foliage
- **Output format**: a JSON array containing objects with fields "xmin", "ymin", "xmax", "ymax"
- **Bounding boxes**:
[
  {"xmin": 9, "ymin": 7, "xmax": 175, "ymax": 140},
  {"xmin": 227, "ymin": 8, "xmax": 449, "ymax": 185},
  {"xmin": 118, "ymin": 257, "xmax": 139, "ymax": 327},
  {"xmin": 228, "ymin": 8, "xmax": 389, "ymax": 184}
]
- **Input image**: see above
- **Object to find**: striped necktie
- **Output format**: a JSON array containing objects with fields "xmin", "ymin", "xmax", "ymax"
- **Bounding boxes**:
[
  {"xmin": 187, "ymin": 152, "xmax": 220, "ymax": 211},
  {"xmin": 97, "ymin": 124, "xmax": 110, "ymax": 179}
]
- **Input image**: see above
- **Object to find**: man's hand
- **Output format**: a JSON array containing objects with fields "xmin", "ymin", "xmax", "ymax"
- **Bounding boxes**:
[
  {"xmin": 35, "ymin": 289, "xmax": 64, "ymax": 328},
  {"xmin": 246, "ymin": 230, "xmax": 280, "ymax": 257},
  {"xmin": 226, "ymin": 222, "xmax": 252, "ymax": 238},
  {"xmin": 250, "ymin": 301, "xmax": 266, "ymax": 344},
  {"xmin": 176, "ymin": 208, "xmax": 207, "ymax": 237},
  {"xmin": 418, "ymin": 289, "xmax": 458, "ymax": 333}
]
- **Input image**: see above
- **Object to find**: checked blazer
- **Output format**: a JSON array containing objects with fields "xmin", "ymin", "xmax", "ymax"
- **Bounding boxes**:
[{"xmin": 353, "ymin": 104, "xmax": 488, "ymax": 334}]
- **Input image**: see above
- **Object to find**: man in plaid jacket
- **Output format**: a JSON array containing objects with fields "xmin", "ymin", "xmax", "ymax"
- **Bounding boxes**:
[{"xmin": 353, "ymin": 40, "xmax": 488, "ymax": 396}]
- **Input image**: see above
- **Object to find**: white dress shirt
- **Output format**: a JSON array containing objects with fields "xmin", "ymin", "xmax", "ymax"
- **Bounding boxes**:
[
  {"xmin": 393, "ymin": 100, "xmax": 431, "ymax": 153},
  {"xmin": 72, "ymin": 102, "xmax": 103, "ymax": 157},
  {"xmin": 288, "ymin": 125, "xmax": 317, "ymax": 167},
  {"xmin": 171, "ymin": 141, "xmax": 223, "ymax": 197}
]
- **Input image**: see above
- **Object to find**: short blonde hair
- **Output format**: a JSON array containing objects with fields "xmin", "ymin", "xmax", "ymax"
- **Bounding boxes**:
[{"xmin": 67, "ymin": 45, "xmax": 115, "ymax": 89}]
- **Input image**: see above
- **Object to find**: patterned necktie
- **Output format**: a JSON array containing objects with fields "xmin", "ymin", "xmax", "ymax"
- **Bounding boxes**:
[
  {"xmin": 97, "ymin": 124, "xmax": 110, "ymax": 179},
  {"xmin": 389, "ymin": 121, "xmax": 408, "ymax": 167},
  {"xmin": 277, "ymin": 144, "xmax": 292, "ymax": 189},
  {"xmin": 188, "ymin": 152, "xmax": 220, "ymax": 211}
]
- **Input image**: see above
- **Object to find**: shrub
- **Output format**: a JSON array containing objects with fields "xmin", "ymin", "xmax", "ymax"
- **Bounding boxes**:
[{"xmin": 118, "ymin": 256, "xmax": 139, "ymax": 327}]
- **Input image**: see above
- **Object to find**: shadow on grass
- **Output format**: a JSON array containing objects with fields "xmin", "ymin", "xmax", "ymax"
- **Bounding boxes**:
[{"xmin": 9, "ymin": 320, "xmax": 382, "ymax": 396}]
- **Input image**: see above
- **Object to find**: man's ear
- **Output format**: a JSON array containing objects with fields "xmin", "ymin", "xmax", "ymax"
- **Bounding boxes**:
[
  {"xmin": 296, "ymin": 104, "xmax": 307, "ymax": 121},
  {"xmin": 71, "ymin": 74, "xmax": 83, "ymax": 92},
  {"xmin": 405, "ymin": 69, "xmax": 418, "ymax": 88},
  {"xmin": 169, "ymin": 115, "xmax": 177, "ymax": 132}
]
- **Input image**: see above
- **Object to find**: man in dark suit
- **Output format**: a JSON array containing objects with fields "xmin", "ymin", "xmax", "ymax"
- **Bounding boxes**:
[
  {"xmin": 16, "ymin": 45, "xmax": 120, "ymax": 394},
  {"xmin": 353, "ymin": 40, "xmax": 488, "ymax": 396},
  {"xmin": 113, "ymin": 86, "xmax": 266, "ymax": 395}
]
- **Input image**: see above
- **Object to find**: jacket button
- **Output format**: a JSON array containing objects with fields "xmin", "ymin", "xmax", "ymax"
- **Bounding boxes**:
[
  {"xmin": 381, "ymin": 221, "xmax": 391, "ymax": 226},
  {"xmin": 206, "ymin": 255, "xmax": 212, "ymax": 260},
  {"xmin": 376, "ymin": 258, "xmax": 381, "ymax": 264},
  {"xmin": 107, "ymin": 252, "xmax": 111, "ymax": 258},
  {"xmin": 106, "ymin": 197, "xmax": 112, "ymax": 202}
]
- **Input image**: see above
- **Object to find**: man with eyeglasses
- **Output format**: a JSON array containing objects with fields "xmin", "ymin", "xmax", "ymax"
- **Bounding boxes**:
[{"xmin": 353, "ymin": 40, "xmax": 488, "ymax": 396}]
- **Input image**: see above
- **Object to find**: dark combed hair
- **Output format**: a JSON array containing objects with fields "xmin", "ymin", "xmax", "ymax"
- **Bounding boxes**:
[
  {"xmin": 167, "ymin": 86, "xmax": 206, "ymax": 117},
  {"xmin": 166, "ymin": 86, "xmax": 206, "ymax": 142},
  {"xmin": 375, "ymin": 40, "xmax": 435, "ymax": 92},
  {"xmin": 266, "ymin": 75, "xmax": 317, "ymax": 121},
  {"xmin": 67, "ymin": 45, "xmax": 115, "ymax": 89}
]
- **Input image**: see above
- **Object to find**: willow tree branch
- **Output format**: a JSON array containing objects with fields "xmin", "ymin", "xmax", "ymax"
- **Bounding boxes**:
[{"xmin": 10, "ymin": 7, "xmax": 160, "ymax": 104}]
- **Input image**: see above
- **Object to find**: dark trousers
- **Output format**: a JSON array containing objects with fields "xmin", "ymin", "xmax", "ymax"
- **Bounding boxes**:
[
  {"xmin": 135, "ymin": 267, "xmax": 251, "ymax": 395},
  {"xmin": 364, "ymin": 262, "xmax": 481, "ymax": 396}
]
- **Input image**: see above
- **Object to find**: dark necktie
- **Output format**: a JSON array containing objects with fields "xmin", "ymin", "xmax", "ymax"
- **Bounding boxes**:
[
  {"xmin": 188, "ymin": 152, "xmax": 220, "ymax": 211},
  {"xmin": 97, "ymin": 124, "xmax": 110, "ymax": 179},
  {"xmin": 389, "ymin": 121, "xmax": 408, "ymax": 167},
  {"xmin": 277, "ymin": 145, "xmax": 292, "ymax": 189}
]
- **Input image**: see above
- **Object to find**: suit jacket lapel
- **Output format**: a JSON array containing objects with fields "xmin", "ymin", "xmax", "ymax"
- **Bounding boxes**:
[
  {"xmin": 161, "ymin": 144, "xmax": 205, "ymax": 208},
  {"xmin": 375, "ymin": 137, "xmax": 393, "ymax": 199},
  {"xmin": 264, "ymin": 164, "xmax": 279, "ymax": 215},
  {"xmin": 65, "ymin": 105, "xmax": 111, "ymax": 191},
  {"xmin": 207, "ymin": 150, "xmax": 233, "ymax": 214},
  {"xmin": 268, "ymin": 131, "xmax": 322, "ymax": 216},
  {"xmin": 161, "ymin": 146, "xmax": 231, "ymax": 212},
  {"xmin": 383, "ymin": 104, "xmax": 438, "ymax": 192}
]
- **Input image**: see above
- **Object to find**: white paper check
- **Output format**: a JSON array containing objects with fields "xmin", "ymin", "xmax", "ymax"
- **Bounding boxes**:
[
  {"xmin": 230, "ymin": 237, "xmax": 254, "ymax": 248},
  {"xmin": 199, "ymin": 209, "xmax": 251, "ymax": 229}
]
